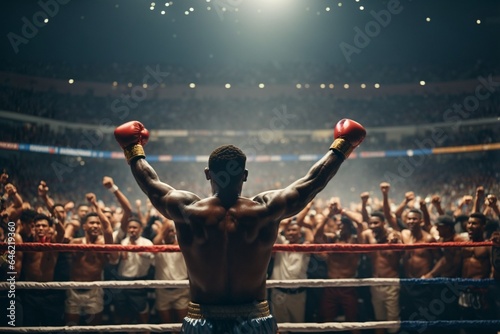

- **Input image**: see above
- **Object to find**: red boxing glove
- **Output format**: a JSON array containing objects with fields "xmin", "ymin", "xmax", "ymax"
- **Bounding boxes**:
[
  {"xmin": 330, "ymin": 119, "xmax": 366, "ymax": 159},
  {"xmin": 114, "ymin": 121, "xmax": 150, "ymax": 149},
  {"xmin": 114, "ymin": 121, "xmax": 150, "ymax": 163}
]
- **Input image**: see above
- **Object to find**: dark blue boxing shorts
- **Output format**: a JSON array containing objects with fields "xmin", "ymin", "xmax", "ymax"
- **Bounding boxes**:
[{"xmin": 181, "ymin": 301, "xmax": 277, "ymax": 334}]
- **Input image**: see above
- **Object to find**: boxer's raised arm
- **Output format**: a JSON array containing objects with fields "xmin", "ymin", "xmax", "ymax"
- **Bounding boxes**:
[
  {"xmin": 131, "ymin": 159, "xmax": 200, "ymax": 220},
  {"xmin": 254, "ymin": 119, "xmax": 366, "ymax": 222},
  {"xmin": 115, "ymin": 121, "xmax": 200, "ymax": 221}
]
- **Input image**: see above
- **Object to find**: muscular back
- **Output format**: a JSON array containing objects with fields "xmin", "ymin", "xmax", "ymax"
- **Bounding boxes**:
[
  {"xmin": 131, "ymin": 147, "xmax": 356, "ymax": 304},
  {"xmin": 176, "ymin": 197, "xmax": 279, "ymax": 304}
]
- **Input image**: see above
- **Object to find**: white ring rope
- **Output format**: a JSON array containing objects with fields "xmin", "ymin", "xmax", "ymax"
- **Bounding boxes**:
[
  {"xmin": 0, "ymin": 278, "xmax": 408, "ymax": 290},
  {"xmin": 0, "ymin": 321, "xmax": 401, "ymax": 332}
]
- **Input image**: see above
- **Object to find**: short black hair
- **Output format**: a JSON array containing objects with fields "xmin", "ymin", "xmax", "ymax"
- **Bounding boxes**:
[
  {"xmin": 82, "ymin": 212, "xmax": 99, "ymax": 224},
  {"xmin": 33, "ymin": 214, "xmax": 53, "ymax": 227},
  {"xmin": 340, "ymin": 217, "xmax": 356, "ymax": 234},
  {"xmin": 208, "ymin": 145, "xmax": 246, "ymax": 185},
  {"xmin": 408, "ymin": 208, "xmax": 423, "ymax": 219},
  {"xmin": 455, "ymin": 214, "xmax": 469, "ymax": 224},
  {"xmin": 371, "ymin": 211, "xmax": 385, "ymax": 222},
  {"xmin": 20, "ymin": 209, "xmax": 37, "ymax": 225},
  {"xmin": 470, "ymin": 212, "xmax": 486, "ymax": 225},
  {"xmin": 127, "ymin": 218, "xmax": 143, "ymax": 227},
  {"xmin": 52, "ymin": 203, "xmax": 65, "ymax": 212},
  {"xmin": 436, "ymin": 215, "xmax": 455, "ymax": 227}
]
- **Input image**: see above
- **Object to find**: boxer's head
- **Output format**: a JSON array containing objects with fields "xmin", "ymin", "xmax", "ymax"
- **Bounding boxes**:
[{"xmin": 206, "ymin": 145, "xmax": 248, "ymax": 193}]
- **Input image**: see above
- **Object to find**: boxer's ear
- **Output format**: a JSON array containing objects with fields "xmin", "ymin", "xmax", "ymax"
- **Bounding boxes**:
[
  {"xmin": 243, "ymin": 169, "xmax": 248, "ymax": 182},
  {"xmin": 204, "ymin": 167, "xmax": 211, "ymax": 181}
]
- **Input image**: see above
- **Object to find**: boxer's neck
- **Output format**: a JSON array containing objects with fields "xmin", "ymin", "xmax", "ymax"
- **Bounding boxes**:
[{"xmin": 214, "ymin": 190, "xmax": 240, "ymax": 208}]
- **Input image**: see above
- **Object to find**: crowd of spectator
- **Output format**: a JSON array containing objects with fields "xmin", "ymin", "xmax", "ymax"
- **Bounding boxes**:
[
  {"xmin": 1, "ymin": 155, "xmax": 499, "ymax": 332},
  {"xmin": 2, "ymin": 84, "xmax": 499, "ymax": 130},
  {"xmin": 0, "ymin": 60, "xmax": 499, "ymax": 332},
  {"xmin": 2, "ymin": 117, "xmax": 498, "ymax": 156}
]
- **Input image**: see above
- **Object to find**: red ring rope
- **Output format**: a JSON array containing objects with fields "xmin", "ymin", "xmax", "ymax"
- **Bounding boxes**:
[{"xmin": 0, "ymin": 241, "xmax": 493, "ymax": 253}]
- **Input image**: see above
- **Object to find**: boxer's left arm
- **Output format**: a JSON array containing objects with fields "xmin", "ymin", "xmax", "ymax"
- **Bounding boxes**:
[{"xmin": 254, "ymin": 119, "xmax": 366, "ymax": 223}]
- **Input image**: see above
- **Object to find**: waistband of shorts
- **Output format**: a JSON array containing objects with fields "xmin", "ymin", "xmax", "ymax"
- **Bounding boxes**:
[{"xmin": 187, "ymin": 301, "xmax": 271, "ymax": 320}]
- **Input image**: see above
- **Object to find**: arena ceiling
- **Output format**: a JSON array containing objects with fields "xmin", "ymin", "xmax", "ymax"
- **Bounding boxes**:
[{"xmin": 1, "ymin": 0, "xmax": 499, "ymax": 68}]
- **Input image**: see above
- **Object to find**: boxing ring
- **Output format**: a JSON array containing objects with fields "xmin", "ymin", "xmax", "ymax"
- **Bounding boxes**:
[{"xmin": 1, "ymin": 241, "xmax": 499, "ymax": 333}]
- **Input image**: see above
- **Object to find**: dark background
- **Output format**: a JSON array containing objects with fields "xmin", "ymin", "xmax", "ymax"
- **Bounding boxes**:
[{"xmin": 1, "ymin": 0, "xmax": 499, "ymax": 68}]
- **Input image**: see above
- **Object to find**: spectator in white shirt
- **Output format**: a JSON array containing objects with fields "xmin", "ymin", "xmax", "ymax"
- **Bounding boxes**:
[
  {"xmin": 270, "ymin": 220, "xmax": 312, "ymax": 333},
  {"xmin": 114, "ymin": 218, "xmax": 154, "ymax": 332},
  {"xmin": 153, "ymin": 218, "xmax": 190, "ymax": 326}
]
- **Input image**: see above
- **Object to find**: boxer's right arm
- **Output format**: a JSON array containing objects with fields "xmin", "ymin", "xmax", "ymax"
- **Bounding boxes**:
[
  {"xmin": 130, "ymin": 159, "xmax": 200, "ymax": 221},
  {"xmin": 115, "ymin": 121, "xmax": 200, "ymax": 221}
]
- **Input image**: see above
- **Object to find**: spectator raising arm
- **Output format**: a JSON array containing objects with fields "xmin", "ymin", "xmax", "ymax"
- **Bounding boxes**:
[
  {"xmin": 102, "ymin": 176, "xmax": 132, "ymax": 241},
  {"xmin": 52, "ymin": 204, "xmax": 66, "ymax": 244},
  {"xmin": 37, "ymin": 180, "xmax": 55, "ymax": 213},
  {"xmin": 86, "ymin": 193, "xmax": 114, "ymax": 245},
  {"xmin": 485, "ymin": 194, "xmax": 499, "ymax": 220},
  {"xmin": 295, "ymin": 200, "xmax": 314, "ymax": 230},
  {"xmin": 473, "ymin": 186, "xmax": 485, "ymax": 214},
  {"xmin": 419, "ymin": 198, "xmax": 432, "ymax": 233},
  {"xmin": 454, "ymin": 194, "xmax": 473, "ymax": 217},
  {"xmin": 3, "ymin": 183, "xmax": 23, "ymax": 223},
  {"xmin": 360, "ymin": 191, "xmax": 370, "ymax": 224},
  {"xmin": 431, "ymin": 195, "xmax": 445, "ymax": 216},
  {"xmin": 380, "ymin": 182, "xmax": 400, "ymax": 231}
]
